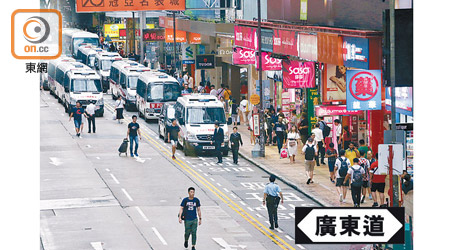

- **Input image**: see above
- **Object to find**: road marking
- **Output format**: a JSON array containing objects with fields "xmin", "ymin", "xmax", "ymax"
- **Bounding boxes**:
[
  {"xmin": 152, "ymin": 227, "xmax": 168, "ymax": 245},
  {"xmin": 276, "ymin": 228, "xmax": 284, "ymax": 233},
  {"xmin": 256, "ymin": 213, "xmax": 262, "ymax": 218},
  {"xmin": 197, "ymin": 169, "xmax": 203, "ymax": 172},
  {"xmin": 110, "ymin": 174, "xmax": 120, "ymax": 184},
  {"xmin": 225, "ymin": 162, "xmax": 233, "ymax": 166},
  {"xmin": 240, "ymin": 201, "xmax": 246, "ymax": 206},
  {"xmin": 186, "ymin": 160, "xmax": 191, "ymax": 164},
  {"xmin": 216, "ymin": 182, "xmax": 222, "ymax": 186},
  {"xmin": 285, "ymin": 235, "xmax": 294, "ymax": 241},
  {"xmin": 96, "ymin": 157, "xmax": 101, "ymax": 160},
  {"xmin": 105, "ymin": 168, "xmax": 110, "ymax": 172},
  {"xmin": 203, "ymin": 162, "xmax": 210, "ymax": 166},
  {"xmin": 121, "ymin": 188, "xmax": 133, "ymax": 201},
  {"xmin": 230, "ymin": 193, "xmax": 237, "ymax": 198},
  {"xmin": 319, "ymin": 183, "xmax": 332, "ymax": 191},
  {"xmin": 289, "ymin": 204, "xmax": 297, "ymax": 210},
  {"xmin": 210, "ymin": 178, "xmax": 215, "ymax": 182},
  {"xmin": 297, "ymin": 244, "xmax": 306, "ymax": 249},
  {"xmin": 135, "ymin": 206, "xmax": 149, "ymax": 222},
  {"xmin": 90, "ymin": 242, "xmax": 104, "ymax": 250},
  {"xmin": 223, "ymin": 188, "xmax": 229, "ymax": 193},
  {"xmin": 212, "ymin": 238, "xmax": 246, "ymax": 249},
  {"xmin": 203, "ymin": 173, "xmax": 209, "ymax": 177},
  {"xmin": 49, "ymin": 157, "xmax": 62, "ymax": 166},
  {"xmin": 247, "ymin": 207, "xmax": 254, "ymax": 212},
  {"xmin": 86, "ymin": 145, "xmax": 92, "ymax": 148}
]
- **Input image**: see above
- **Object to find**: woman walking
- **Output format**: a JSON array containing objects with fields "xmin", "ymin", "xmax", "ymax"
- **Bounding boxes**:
[
  {"xmin": 286, "ymin": 126, "xmax": 300, "ymax": 164},
  {"xmin": 115, "ymin": 95, "xmax": 125, "ymax": 124}
]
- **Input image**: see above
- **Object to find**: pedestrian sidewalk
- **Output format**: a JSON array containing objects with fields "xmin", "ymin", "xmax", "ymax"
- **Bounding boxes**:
[{"xmin": 234, "ymin": 124, "xmax": 413, "ymax": 218}]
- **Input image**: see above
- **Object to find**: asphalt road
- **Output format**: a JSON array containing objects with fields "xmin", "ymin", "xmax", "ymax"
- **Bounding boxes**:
[{"xmin": 40, "ymin": 90, "xmax": 367, "ymax": 250}]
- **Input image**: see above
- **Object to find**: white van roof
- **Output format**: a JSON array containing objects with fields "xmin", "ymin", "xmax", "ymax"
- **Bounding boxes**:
[
  {"xmin": 57, "ymin": 62, "xmax": 91, "ymax": 73},
  {"xmin": 78, "ymin": 45, "xmax": 104, "ymax": 55},
  {"xmin": 49, "ymin": 56, "xmax": 76, "ymax": 67},
  {"xmin": 177, "ymin": 94, "xmax": 223, "ymax": 108},
  {"xmin": 95, "ymin": 51, "xmax": 121, "ymax": 60},
  {"xmin": 138, "ymin": 71, "xmax": 178, "ymax": 84}
]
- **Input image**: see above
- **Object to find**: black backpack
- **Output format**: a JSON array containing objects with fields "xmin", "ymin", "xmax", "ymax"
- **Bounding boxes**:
[
  {"xmin": 338, "ymin": 157, "xmax": 349, "ymax": 177},
  {"xmin": 305, "ymin": 144, "xmax": 315, "ymax": 161},
  {"xmin": 321, "ymin": 121, "xmax": 331, "ymax": 138},
  {"xmin": 351, "ymin": 166, "xmax": 364, "ymax": 187}
]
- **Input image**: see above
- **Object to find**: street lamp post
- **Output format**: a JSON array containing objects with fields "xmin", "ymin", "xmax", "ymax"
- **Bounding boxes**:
[
  {"xmin": 256, "ymin": 0, "xmax": 265, "ymax": 157},
  {"xmin": 173, "ymin": 11, "xmax": 177, "ymax": 76}
]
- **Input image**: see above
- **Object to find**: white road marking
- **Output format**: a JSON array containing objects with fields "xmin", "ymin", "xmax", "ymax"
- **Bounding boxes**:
[
  {"xmin": 247, "ymin": 207, "xmax": 254, "ymax": 211},
  {"xmin": 210, "ymin": 178, "xmax": 215, "ymax": 182},
  {"xmin": 212, "ymin": 238, "xmax": 246, "ymax": 249},
  {"xmin": 105, "ymin": 168, "xmax": 110, "ymax": 172},
  {"xmin": 197, "ymin": 169, "xmax": 203, "ymax": 172},
  {"xmin": 230, "ymin": 193, "xmax": 237, "ymax": 198},
  {"xmin": 216, "ymin": 182, "xmax": 222, "ymax": 186},
  {"xmin": 225, "ymin": 162, "xmax": 233, "ymax": 166},
  {"xmin": 203, "ymin": 173, "xmax": 209, "ymax": 177},
  {"xmin": 255, "ymin": 213, "xmax": 262, "ymax": 218},
  {"xmin": 90, "ymin": 242, "xmax": 104, "ymax": 250},
  {"xmin": 49, "ymin": 157, "xmax": 62, "ymax": 166},
  {"xmin": 86, "ymin": 145, "xmax": 92, "ymax": 148},
  {"xmin": 297, "ymin": 244, "xmax": 306, "ymax": 249},
  {"xmin": 135, "ymin": 207, "xmax": 149, "ymax": 222},
  {"xmin": 319, "ymin": 183, "xmax": 332, "ymax": 191},
  {"xmin": 239, "ymin": 201, "xmax": 246, "ymax": 206},
  {"xmin": 285, "ymin": 235, "xmax": 294, "ymax": 241},
  {"xmin": 61, "ymin": 114, "xmax": 64, "ymax": 116},
  {"xmin": 96, "ymin": 157, "xmax": 101, "ymax": 160},
  {"xmin": 203, "ymin": 162, "xmax": 210, "ymax": 166},
  {"xmin": 152, "ymin": 227, "xmax": 168, "ymax": 245},
  {"xmin": 110, "ymin": 174, "xmax": 120, "ymax": 184},
  {"xmin": 181, "ymin": 157, "xmax": 186, "ymax": 160},
  {"xmin": 223, "ymin": 188, "xmax": 229, "ymax": 193},
  {"xmin": 276, "ymin": 228, "xmax": 284, "ymax": 233},
  {"xmin": 186, "ymin": 160, "xmax": 191, "ymax": 164},
  {"xmin": 121, "ymin": 188, "xmax": 133, "ymax": 201}
]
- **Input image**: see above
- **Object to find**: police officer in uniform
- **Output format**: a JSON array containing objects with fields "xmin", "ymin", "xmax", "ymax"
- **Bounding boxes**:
[{"xmin": 263, "ymin": 175, "xmax": 284, "ymax": 230}]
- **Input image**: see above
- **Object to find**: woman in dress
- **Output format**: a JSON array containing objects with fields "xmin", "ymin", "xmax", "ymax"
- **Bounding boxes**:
[
  {"xmin": 287, "ymin": 126, "xmax": 300, "ymax": 164},
  {"xmin": 115, "ymin": 95, "xmax": 125, "ymax": 124}
]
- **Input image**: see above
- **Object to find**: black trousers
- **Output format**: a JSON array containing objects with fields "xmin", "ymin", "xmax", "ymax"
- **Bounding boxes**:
[
  {"xmin": 231, "ymin": 146, "xmax": 239, "ymax": 163},
  {"xmin": 316, "ymin": 141, "xmax": 325, "ymax": 165},
  {"xmin": 88, "ymin": 115, "xmax": 96, "ymax": 133},
  {"xmin": 266, "ymin": 128, "xmax": 273, "ymax": 144},
  {"xmin": 351, "ymin": 184, "xmax": 362, "ymax": 206},
  {"xmin": 215, "ymin": 142, "xmax": 222, "ymax": 162},
  {"xmin": 266, "ymin": 195, "xmax": 279, "ymax": 227}
]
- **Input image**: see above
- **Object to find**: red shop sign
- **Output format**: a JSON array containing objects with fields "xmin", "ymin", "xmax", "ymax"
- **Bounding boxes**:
[
  {"xmin": 233, "ymin": 47, "xmax": 256, "ymax": 65},
  {"xmin": 317, "ymin": 33, "xmax": 343, "ymax": 66},
  {"xmin": 234, "ymin": 26, "xmax": 257, "ymax": 50},
  {"xmin": 282, "ymin": 60, "xmax": 315, "ymax": 88},
  {"xmin": 298, "ymin": 33, "xmax": 318, "ymax": 61},
  {"xmin": 315, "ymin": 105, "xmax": 363, "ymax": 116},
  {"xmin": 256, "ymin": 52, "xmax": 282, "ymax": 71},
  {"xmin": 273, "ymin": 29, "xmax": 298, "ymax": 56}
]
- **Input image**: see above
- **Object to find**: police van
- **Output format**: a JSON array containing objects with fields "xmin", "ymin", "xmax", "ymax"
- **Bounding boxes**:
[
  {"xmin": 94, "ymin": 51, "xmax": 122, "ymax": 93},
  {"xmin": 110, "ymin": 60, "xmax": 150, "ymax": 110},
  {"xmin": 62, "ymin": 28, "xmax": 100, "ymax": 58},
  {"xmin": 136, "ymin": 71, "xmax": 181, "ymax": 121},
  {"xmin": 173, "ymin": 94, "xmax": 232, "ymax": 156},
  {"xmin": 48, "ymin": 56, "xmax": 76, "ymax": 95},
  {"xmin": 55, "ymin": 62, "xmax": 104, "ymax": 116},
  {"xmin": 77, "ymin": 45, "xmax": 104, "ymax": 68}
]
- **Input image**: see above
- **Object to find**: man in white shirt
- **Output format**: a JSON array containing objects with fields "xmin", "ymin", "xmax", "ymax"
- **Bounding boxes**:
[
  {"xmin": 188, "ymin": 75, "xmax": 194, "ymax": 89},
  {"xmin": 334, "ymin": 119, "xmax": 342, "ymax": 151},
  {"xmin": 239, "ymin": 97, "xmax": 249, "ymax": 125},
  {"xmin": 183, "ymin": 72, "xmax": 190, "ymax": 85},
  {"xmin": 86, "ymin": 101, "xmax": 96, "ymax": 133},
  {"xmin": 210, "ymin": 85, "xmax": 217, "ymax": 97},
  {"xmin": 312, "ymin": 123, "xmax": 325, "ymax": 166},
  {"xmin": 344, "ymin": 158, "xmax": 366, "ymax": 207}
]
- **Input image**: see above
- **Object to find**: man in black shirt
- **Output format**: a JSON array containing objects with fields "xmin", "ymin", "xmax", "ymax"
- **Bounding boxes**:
[
  {"xmin": 211, "ymin": 121, "xmax": 224, "ymax": 163},
  {"xmin": 168, "ymin": 119, "xmax": 180, "ymax": 160},
  {"xmin": 298, "ymin": 113, "xmax": 309, "ymax": 146},
  {"xmin": 230, "ymin": 127, "xmax": 243, "ymax": 164},
  {"xmin": 127, "ymin": 115, "xmax": 141, "ymax": 157}
]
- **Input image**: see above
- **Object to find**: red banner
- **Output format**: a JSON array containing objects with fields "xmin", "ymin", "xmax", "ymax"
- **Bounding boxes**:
[
  {"xmin": 256, "ymin": 52, "xmax": 282, "ymax": 71},
  {"xmin": 76, "ymin": 0, "xmax": 185, "ymax": 12},
  {"xmin": 273, "ymin": 29, "xmax": 298, "ymax": 56},
  {"xmin": 233, "ymin": 47, "xmax": 255, "ymax": 65},
  {"xmin": 282, "ymin": 60, "xmax": 315, "ymax": 88},
  {"xmin": 234, "ymin": 26, "xmax": 257, "ymax": 50},
  {"xmin": 315, "ymin": 105, "xmax": 363, "ymax": 116}
]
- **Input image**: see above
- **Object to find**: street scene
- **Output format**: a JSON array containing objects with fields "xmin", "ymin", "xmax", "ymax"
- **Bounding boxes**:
[{"xmin": 38, "ymin": 0, "xmax": 413, "ymax": 249}]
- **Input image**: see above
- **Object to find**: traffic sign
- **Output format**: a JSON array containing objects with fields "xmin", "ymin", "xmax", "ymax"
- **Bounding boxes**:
[
  {"xmin": 295, "ymin": 207, "xmax": 404, "ymax": 244},
  {"xmin": 250, "ymin": 94, "xmax": 260, "ymax": 105}
]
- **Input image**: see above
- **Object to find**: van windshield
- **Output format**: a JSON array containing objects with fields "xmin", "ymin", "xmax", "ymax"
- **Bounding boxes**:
[
  {"xmin": 100, "ymin": 60, "xmax": 114, "ymax": 71},
  {"xmin": 187, "ymin": 107, "xmax": 226, "ymax": 124},
  {"xmin": 73, "ymin": 38, "xmax": 99, "ymax": 55},
  {"xmin": 71, "ymin": 79, "xmax": 101, "ymax": 92},
  {"xmin": 147, "ymin": 82, "xmax": 181, "ymax": 102},
  {"xmin": 128, "ymin": 76, "xmax": 138, "ymax": 90}
]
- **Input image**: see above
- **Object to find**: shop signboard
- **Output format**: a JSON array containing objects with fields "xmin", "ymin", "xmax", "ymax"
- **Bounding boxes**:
[
  {"xmin": 282, "ymin": 60, "xmax": 315, "ymax": 88},
  {"xmin": 250, "ymin": 94, "xmax": 260, "ymax": 105},
  {"xmin": 324, "ymin": 64, "xmax": 348, "ymax": 102},
  {"xmin": 233, "ymin": 47, "xmax": 256, "ymax": 65},
  {"xmin": 346, "ymin": 70, "xmax": 382, "ymax": 111},
  {"xmin": 253, "ymin": 113, "xmax": 260, "ymax": 136},
  {"xmin": 217, "ymin": 47, "xmax": 233, "ymax": 58},
  {"xmin": 165, "ymin": 29, "xmax": 187, "ymax": 43},
  {"xmin": 317, "ymin": 33, "xmax": 343, "ymax": 66},
  {"xmin": 315, "ymin": 105, "xmax": 363, "ymax": 117},
  {"xmin": 119, "ymin": 29, "xmax": 127, "ymax": 40},
  {"xmin": 256, "ymin": 52, "xmax": 282, "ymax": 71},
  {"xmin": 76, "ymin": 0, "xmax": 186, "ymax": 12},
  {"xmin": 342, "ymin": 36, "xmax": 369, "ymax": 69},
  {"xmin": 261, "ymin": 29, "xmax": 273, "ymax": 52},
  {"xmin": 196, "ymin": 54, "xmax": 215, "ymax": 69},
  {"xmin": 273, "ymin": 29, "xmax": 298, "ymax": 56},
  {"xmin": 300, "ymin": 0, "xmax": 308, "ymax": 20},
  {"xmin": 385, "ymin": 87, "xmax": 413, "ymax": 117},
  {"xmin": 159, "ymin": 16, "xmax": 165, "ymax": 27},
  {"xmin": 182, "ymin": 44, "xmax": 196, "ymax": 64},
  {"xmin": 197, "ymin": 44, "xmax": 206, "ymax": 55},
  {"xmin": 104, "ymin": 24, "xmax": 125, "ymax": 38},
  {"xmin": 298, "ymin": 33, "xmax": 317, "ymax": 61},
  {"xmin": 234, "ymin": 25, "xmax": 257, "ymax": 50},
  {"xmin": 307, "ymin": 87, "xmax": 319, "ymax": 134},
  {"xmin": 188, "ymin": 32, "xmax": 202, "ymax": 44},
  {"xmin": 143, "ymin": 29, "xmax": 165, "ymax": 41}
]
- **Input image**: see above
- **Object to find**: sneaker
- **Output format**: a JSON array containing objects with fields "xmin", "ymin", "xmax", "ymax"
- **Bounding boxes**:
[
  {"xmin": 354, "ymin": 204, "xmax": 358, "ymax": 207},
  {"xmin": 172, "ymin": 155, "xmax": 176, "ymax": 160},
  {"xmin": 135, "ymin": 153, "xmax": 139, "ymax": 157},
  {"xmin": 275, "ymin": 223, "xmax": 279, "ymax": 228},
  {"xmin": 130, "ymin": 153, "xmax": 134, "ymax": 157},
  {"xmin": 192, "ymin": 247, "xmax": 196, "ymax": 250},
  {"xmin": 76, "ymin": 133, "xmax": 80, "ymax": 137},
  {"xmin": 369, "ymin": 194, "xmax": 373, "ymax": 200},
  {"xmin": 342, "ymin": 199, "xmax": 346, "ymax": 203},
  {"xmin": 380, "ymin": 204, "xmax": 387, "ymax": 207},
  {"xmin": 269, "ymin": 226, "xmax": 275, "ymax": 230},
  {"xmin": 306, "ymin": 178, "xmax": 311, "ymax": 185},
  {"xmin": 372, "ymin": 202, "xmax": 379, "ymax": 207},
  {"xmin": 361, "ymin": 195, "xmax": 365, "ymax": 204},
  {"xmin": 339, "ymin": 194, "xmax": 343, "ymax": 202},
  {"xmin": 184, "ymin": 241, "xmax": 188, "ymax": 248}
]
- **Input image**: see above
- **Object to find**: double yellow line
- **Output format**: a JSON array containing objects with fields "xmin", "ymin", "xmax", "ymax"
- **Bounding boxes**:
[{"xmin": 105, "ymin": 103, "xmax": 297, "ymax": 250}]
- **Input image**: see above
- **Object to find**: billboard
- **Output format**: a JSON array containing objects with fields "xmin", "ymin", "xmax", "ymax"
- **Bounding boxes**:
[{"xmin": 76, "ymin": 0, "xmax": 186, "ymax": 12}]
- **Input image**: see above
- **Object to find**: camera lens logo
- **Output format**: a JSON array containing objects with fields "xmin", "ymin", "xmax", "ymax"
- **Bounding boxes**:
[
  {"xmin": 23, "ymin": 16, "xmax": 50, "ymax": 44},
  {"xmin": 82, "ymin": 0, "xmax": 104, "ymax": 7}
]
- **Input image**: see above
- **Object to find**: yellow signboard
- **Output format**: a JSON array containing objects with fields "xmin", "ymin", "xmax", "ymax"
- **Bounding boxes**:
[{"xmin": 104, "ymin": 24, "xmax": 155, "ymax": 38}]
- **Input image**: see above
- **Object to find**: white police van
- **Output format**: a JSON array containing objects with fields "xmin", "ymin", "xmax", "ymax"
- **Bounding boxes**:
[
  {"xmin": 62, "ymin": 28, "xmax": 100, "ymax": 58},
  {"xmin": 136, "ymin": 71, "xmax": 182, "ymax": 121},
  {"xmin": 55, "ymin": 62, "xmax": 104, "ymax": 116},
  {"xmin": 173, "ymin": 94, "xmax": 232, "ymax": 156},
  {"xmin": 77, "ymin": 45, "xmax": 104, "ymax": 68},
  {"xmin": 48, "ymin": 56, "xmax": 76, "ymax": 95},
  {"xmin": 110, "ymin": 60, "xmax": 150, "ymax": 110},
  {"xmin": 94, "ymin": 51, "xmax": 122, "ymax": 93}
]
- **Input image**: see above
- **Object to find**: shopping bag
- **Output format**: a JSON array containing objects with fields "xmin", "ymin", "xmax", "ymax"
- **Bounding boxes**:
[
  {"xmin": 280, "ymin": 148, "xmax": 288, "ymax": 158},
  {"xmin": 112, "ymin": 111, "xmax": 117, "ymax": 120}
]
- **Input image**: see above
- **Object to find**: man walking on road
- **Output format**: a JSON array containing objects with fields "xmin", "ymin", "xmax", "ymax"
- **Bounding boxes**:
[
  {"xmin": 179, "ymin": 187, "xmax": 202, "ymax": 250},
  {"xmin": 302, "ymin": 137, "xmax": 317, "ymax": 184},
  {"xmin": 211, "ymin": 121, "xmax": 224, "ymax": 163},
  {"xmin": 230, "ymin": 126, "xmax": 243, "ymax": 164},
  {"xmin": 69, "ymin": 101, "xmax": 86, "ymax": 138},
  {"xmin": 127, "ymin": 115, "xmax": 141, "ymax": 157},
  {"xmin": 168, "ymin": 119, "xmax": 180, "ymax": 160},
  {"xmin": 344, "ymin": 158, "xmax": 365, "ymax": 207},
  {"xmin": 263, "ymin": 175, "xmax": 284, "ymax": 230},
  {"xmin": 85, "ymin": 100, "xmax": 96, "ymax": 133}
]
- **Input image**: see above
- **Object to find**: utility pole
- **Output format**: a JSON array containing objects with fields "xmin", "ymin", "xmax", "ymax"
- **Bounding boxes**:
[
  {"xmin": 139, "ymin": 11, "xmax": 146, "ymax": 64},
  {"xmin": 172, "ymin": 11, "xmax": 177, "ymax": 76},
  {"xmin": 256, "ymin": 0, "xmax": 265, "ymax": 157}
]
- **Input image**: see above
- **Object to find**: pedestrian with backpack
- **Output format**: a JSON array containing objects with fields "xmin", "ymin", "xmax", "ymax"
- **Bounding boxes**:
[
  {"xmin": 344, "ymin": 158, "xmax": 366, "ymax": 207},
  {"xmin": 312, "ymin": 123, "xmax": 325, "ymax": 166},
  {"xmin": 302, "ymin": 137, "xmax": 317, "ymax": 184},
  {"xmin": 325, "ymin": 142, "xmax": 338, "ymax": 183},
  {"xmin": 358, "ymin": 156, "xmax": 371, "ymax": 204},
  {"xmin": 179, "ymin": 187, "xmax": 201, "ymax": 250},
  {"xmin": 334, "ymin": 150, "xmax": 350, "ymax": 203}
]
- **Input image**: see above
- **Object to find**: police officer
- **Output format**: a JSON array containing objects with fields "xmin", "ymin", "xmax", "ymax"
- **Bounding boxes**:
[{"xmin": 263, "ymin": 175, "xmax": 284, "ymax": 230}]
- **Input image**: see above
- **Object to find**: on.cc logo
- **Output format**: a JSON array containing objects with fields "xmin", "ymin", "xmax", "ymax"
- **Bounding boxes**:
[{"xmin": 23, "ymin": 16, "xmax": 50, "ymax": 44}]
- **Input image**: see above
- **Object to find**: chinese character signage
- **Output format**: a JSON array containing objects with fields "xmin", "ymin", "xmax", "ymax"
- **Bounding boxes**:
[
  {"xmin": 346, "ymin": 70, "xmax": 382, "ymax": 111},
  {"xmin": 282, "ymin": 60, "xmax": 315, "ymax": 88},
  {"xmin": 295, "ymin": 207, "xmax": 405, "ymax": 244},
  {"xmin": 385, "ymin": 87, "xmax": 413, "ymax": 117},
  {"xmin": 104, "ymin": 24, "xmax": 125, "ymax": 38},
  {"xmin": 300, "ymin": 0, "xmax": 308, "ymax": 20},
  {"xmin": 165, "ymin": 28, "xmax": 186, "ymax": 43},
  {"xmin": 256, "ymin": 52, "xmax": 282, "ymax": 71},
  {"xmin": 234, "ymin": 26, "xmax": 257, "ymax": 50},
  {"xmin": 232, "ymin": 47, "xmax": 255, "ymax": 65},
  {"xmin": 260, "ymin": 29, "xmax": 273, "ymax": 52},
  {"xmin": 76, "ymin": 0, "xmax": 186, "ymax": 12},
  {"xmin": 342, "ymin": 36, "xmax": 369, "ymax": 69},
  {"xmin": 143, "ymin": 29, "xmax": 165, "ymax": 41},
  {"xmin": 298, "ymin": 33, "xmax": 317, "ymax": 61},
  {"xmin": 273, "ymin": 29, "xmax": 298, "ymax": 56},
  {"xmin": 188, "ymin": 32, "xmax": 201, "ymax": 44},
  {"xmin": 196, "ymin": 54, "xmax": 215, "ymax": 69}
]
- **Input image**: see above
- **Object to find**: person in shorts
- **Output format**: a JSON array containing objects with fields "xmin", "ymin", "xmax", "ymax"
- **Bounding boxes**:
[
  {"xmin": 334, "ymin": 149, "xmax": 351, "ymax": 203},
  {"xmin": 325, "ymin": 142, "xmax": 337, "ymax": 183},
  {"xmin": 369, "ymin": 153, "xmax": 387, "ymax": 207},
  {"xmin": 167, "ymin": 119, "xmax": 180, "ymax": 160},
  {"xmin": 69, "ymin": 101, "xmax": 86, "ymax": 137},
  {"xmin": 302, "ymin": 137, "xmax": 317, "ymax": 184}
]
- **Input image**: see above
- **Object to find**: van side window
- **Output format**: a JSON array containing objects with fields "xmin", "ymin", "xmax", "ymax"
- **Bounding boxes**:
[
  {"xmin": 56, "ymin": 67, "xmax": 65, "ymax": 83},
  {"xmin": 48, "ymin": 63, "xmax": 56, "ymax": 79},
  {"xmin": 137, "ymin": 78, "xmax": 144, "ymax": 98},
  {"xmin": 63, "ymin": 73, "xmax": 70, "ymax": 92},
  {"xmin": 120, "ymin": 72, "xmax": 126, "ymax": 88}
]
